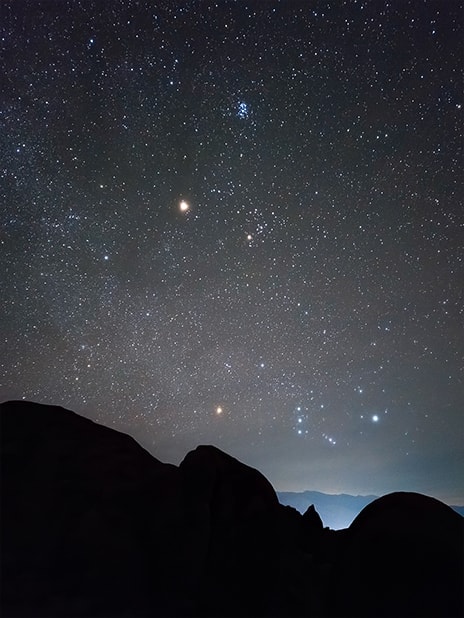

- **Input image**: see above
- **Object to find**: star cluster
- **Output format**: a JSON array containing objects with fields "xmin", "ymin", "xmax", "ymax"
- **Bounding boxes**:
[{"xmin": 2, "ymin": 0, "xmax": 463, "ymax": 502}]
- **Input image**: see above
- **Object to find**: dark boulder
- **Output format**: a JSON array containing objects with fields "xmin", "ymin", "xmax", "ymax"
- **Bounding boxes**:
[
  {"xmin": 0, "ymin": 400, "xmax": 189, "ymax": 616},
  {"xmin": 330, "ymin": 491, "xmax": 464, "ymax": 617},
  {"xmin": 179, "ymin": 445, "xmax": 288, "ymax": 615}
]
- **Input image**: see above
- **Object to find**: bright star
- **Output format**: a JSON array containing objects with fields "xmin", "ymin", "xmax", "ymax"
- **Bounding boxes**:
[
  {"xmin": 179, "ymin": 200, "xmax": 190, "ymax": 212},
  {"xmin": 372, "ymin": 414, "xmax": 379, "ymax": 422}
]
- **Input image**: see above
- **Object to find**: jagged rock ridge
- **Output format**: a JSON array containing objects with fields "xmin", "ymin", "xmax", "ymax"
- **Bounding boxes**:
[{"xmin": 1, "ymin": 400, "xmax": 462, "ymax": 617}]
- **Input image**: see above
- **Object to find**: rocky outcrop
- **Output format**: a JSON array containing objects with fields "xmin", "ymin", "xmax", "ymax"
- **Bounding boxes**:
[
  {"xmin": 0, "ymin": 400, "xmax": 189, "ymax": 616},
  {"xmin": 1, "ymin": 400, "xmax": 462, "ymax": 617},
  {"xmin": 330, "ymin": 492, "xmax": 464, "ymax": 617},
  {"xmin": 179, "ymin": 445, "xmax": 282, "ymax": 615}
]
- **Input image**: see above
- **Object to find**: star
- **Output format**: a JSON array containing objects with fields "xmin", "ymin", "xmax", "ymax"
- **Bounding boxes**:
[{"xmin": 2, "ymin": 0, "xmax": 462, "ymax": 507}]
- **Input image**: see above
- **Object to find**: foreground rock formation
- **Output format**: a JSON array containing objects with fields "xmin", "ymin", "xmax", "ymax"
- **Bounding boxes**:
[{"xmin": 1, "ymin": 400, "xmax": 462, "ymax": 617}]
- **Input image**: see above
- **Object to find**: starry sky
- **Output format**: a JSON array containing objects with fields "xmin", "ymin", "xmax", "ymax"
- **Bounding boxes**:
[{"xmin": 2, "ymin": 0, "xmax": 463, "ymax": 503}]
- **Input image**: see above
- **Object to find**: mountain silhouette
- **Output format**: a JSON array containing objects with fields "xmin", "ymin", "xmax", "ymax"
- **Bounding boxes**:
[
  {"xmin": 277, "ymin": 490, "xmax": 378, "ymax": 529},
  {"xmin": 1, "ymin": 400, "xmax": 463, "ymax": 617},
  {"xmin": 278, "ymin": 490, "xmax": 464, "ymax": 529}
]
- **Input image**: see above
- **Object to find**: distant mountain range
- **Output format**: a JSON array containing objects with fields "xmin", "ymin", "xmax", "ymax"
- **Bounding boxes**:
[{"xmin": 277, "ymin": 490, "xmax": 464, "ymax": 530}]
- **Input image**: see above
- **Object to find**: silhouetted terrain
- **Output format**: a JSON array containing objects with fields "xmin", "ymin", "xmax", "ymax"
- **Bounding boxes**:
[
  {"xmin": 451, "ymin": 504, "xmax": 464, "ymax": 517},
  {"xmin": 277, "ymin": 490, "xmax": 378, "ymax": 529},
  {"xmin": 278, "ymin": 490, "xmax": 464, "ymax": 529},
  {"xmin": 1, "ymin": 400, "xmax": 463, "ymax": 617}
]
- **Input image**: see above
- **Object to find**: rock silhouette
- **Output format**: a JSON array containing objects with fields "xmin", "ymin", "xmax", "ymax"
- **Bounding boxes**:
[
  {"xmin": 330, "ymin": 492, "xmax": 464, "ymax": 617},
  {"xmin": 1, "ymin": 400, "xmax": 462, "ymax": 617}
]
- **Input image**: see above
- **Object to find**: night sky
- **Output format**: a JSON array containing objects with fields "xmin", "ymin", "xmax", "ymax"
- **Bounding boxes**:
[{"xmin": 2, "ymin": 1, "xmax": 463, "ymax": 503}]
